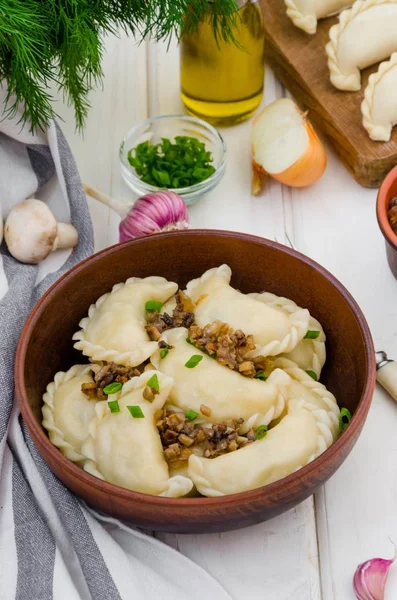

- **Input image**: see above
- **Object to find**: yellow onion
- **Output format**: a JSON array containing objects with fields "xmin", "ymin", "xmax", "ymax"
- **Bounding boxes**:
[{"xmin": 251, "ymin": 98, "xmax": 327, "ymax": 194}]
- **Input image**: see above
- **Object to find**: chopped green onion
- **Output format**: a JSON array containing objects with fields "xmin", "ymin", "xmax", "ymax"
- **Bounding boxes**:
[
  {"xmin": 306, "ymin": 370, "xmax": 318, "ymax": 381},
  {"xmin": 186, "ymin": 410, "xmax": 199, "ymax": 421},
  {"xmin": 186, "ymin": 337, "xmax": 193, "ymax": 345},
  {"xmin": 184, "ymin": 355, "xmax": 203, "ymax": 369},
  {"xmin": 145, "ymin": 300, "xmax": 162, "ymax": 312},
  {"xmin": 304, "ymin": 330, "xmax": 320, "ymax": 339},
  {"xmin": 127, "ymin": 137, "xmax": 216, "ymax": 189},
  {"xmin": 160, "ymin": 348, "xmax": 169, "ymax": 359},
  {"xmin": 108, "ymin": 400, "xmax": 120, "ymax": 413},
  {"xmin": 103, "ymin": 382, "xmax": 123, "ymax": 395},
  {"xmin": 339, "ymin": 407, "xmax": 352, "ymax": 433},
  {"xmin": 127, "ymin": 405, "xmax": 145, "ymax": 418},
  {"xmin": 254, "ymin": 372, "xmax": 268, "ymax": 381},
  {"xmin": 146, "ymin": 373, "xmax": 160, "ymax": 391},
  {"xmin": 256, "ymin": 424, "xmax": 268, "ymax": 440}
]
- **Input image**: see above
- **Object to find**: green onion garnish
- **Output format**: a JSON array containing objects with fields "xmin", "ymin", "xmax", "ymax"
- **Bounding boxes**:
[
  {"xmin": 254, "ymin": 372, "xmax": 268, "ymax": 381},
  {"xmin": 256, "ymin": 424, "xmax": 268, "ymax": 440},
  {"xmin": 145, "ymin": 300, "xmax": 162, "ymax": 312},
  {"xmin": 127, "ymin": 137, "xmax": 216, "ymax": 189},
  {"xmin": 127, "ymin": 405, "xmax": 145, "ymax": 418},
  {"xmin": 108, "ymin": 400, "xmax": 120, "ymax": 413},
  {"xmin": 146, "ymin": 373, "xmax": 160, "ymax": 391},
  {"xmin": 103, "ymin": 382, "xmax": 123, "ymax": 395},
  {"xmin": 184, "ymin": 355, "xmax": 203, "ymax": 369},
  {"xmin": 304, "ymin": 330, "xmax": 320, "ymax": 339},
  {"xmin": 339, "ymin": 407, "xmax": 352, "ymax": 433},
  {"xmin": 186, "ymin": 410, "xmax": 199, "ymax": 421},
  {"xmin": 186, "ymin": 337, "xmax": 193, "ymax": 345},
  {"xmin": 306, "ymin": 370, "xmax": 318, "ymax": 381},
  {"xmin": 160, "ymin": 348, "xmax": 169, "ymax": 359}
]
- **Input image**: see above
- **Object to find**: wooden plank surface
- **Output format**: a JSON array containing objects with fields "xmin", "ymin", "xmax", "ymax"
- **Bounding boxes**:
[
  {"xmin": 260, "ymin": 0, "xmax": 397, "ymax": 188},
  {"xmin": 149, "ymin": 39, "xmax": 322, "ymax": 600},
  {"xmin": 53, "ymin": 27, "xmax": 397, "ymax": 600}
]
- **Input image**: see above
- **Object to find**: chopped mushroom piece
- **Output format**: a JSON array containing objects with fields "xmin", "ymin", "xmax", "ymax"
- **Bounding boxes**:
[
  {"xmin": 200, "ymin": 404, "xmax": 212, "ymax": 417},
  {"xmin": 81, "ymin": 362, "xmax": 142, "ymax": 400},
  {"xmin": 157, "ymin": 411, "xmax": 254, "ymax": 464}
]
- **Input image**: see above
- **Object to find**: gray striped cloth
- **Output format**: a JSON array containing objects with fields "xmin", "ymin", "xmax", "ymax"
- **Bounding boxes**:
[{"xmin": 0, "ymin": 102, "xmax": 233, "ymax": 600}]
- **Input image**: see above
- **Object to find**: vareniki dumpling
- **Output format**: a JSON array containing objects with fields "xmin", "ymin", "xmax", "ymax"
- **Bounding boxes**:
[
  {"xmin": 42, "ymin": 364, "xmax": 99, "ymax": 463},
  {"xmin": 73, "ymin": 276, "xmax": 177, "ymax": 367},
  {"xmin": 188, "ymin": 366, "xmax": 340, "ymax": 497},
  {"xmin": 186, "ymin": 265, "xmax": 310, "ymax": 357},
  {"xmin": 279, "ymin": 316, "xmax": 326, "ymax": 379},
  {"xmin": 284, "ymin": 0, "xmax": 354, "ymax": 34},
  {"xmin": 151, "ymin": 327, "xmax": 290, "ymax": 430},
  {"xmin": 326, "ymin": 0, "xmax": 397, "ymax": 91},
  {"xmin": 81, "ymin": 371, "xmax": 193, "ymax": 497}
]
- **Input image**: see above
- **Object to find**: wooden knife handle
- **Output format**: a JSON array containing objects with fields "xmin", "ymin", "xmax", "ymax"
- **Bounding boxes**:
[{"xmin": 377, "ymin": 361, "xmax": 397, "ymax": 403}]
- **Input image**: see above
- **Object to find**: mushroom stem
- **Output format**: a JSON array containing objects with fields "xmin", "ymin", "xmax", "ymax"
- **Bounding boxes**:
[
  {"xmin": 83, "ymin": 184, "xmax": 130, "ymax": 217},
  {"xmin": 53, "ymin": 223, "xmax": 79, "ymax": 251}
]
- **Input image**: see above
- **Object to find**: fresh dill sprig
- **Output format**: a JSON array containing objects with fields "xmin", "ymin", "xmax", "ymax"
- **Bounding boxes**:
[{"xmin": 0, "ymin": 0, "xmax": 239, "ymax": 132}]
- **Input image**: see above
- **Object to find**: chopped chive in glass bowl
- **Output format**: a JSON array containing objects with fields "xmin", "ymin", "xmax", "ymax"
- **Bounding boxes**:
[{"xmin": 119, "ymin": 115, "xmax": 227, "ymax": 206}]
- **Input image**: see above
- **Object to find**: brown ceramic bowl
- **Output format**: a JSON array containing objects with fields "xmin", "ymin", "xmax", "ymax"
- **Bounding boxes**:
[
  {"xmin": 377, "ymin": 165, "xmax": 397, "ymax": 279},
  {"xmin": 15, "ymin": 230, "xmax": 375, "ymax": 534}
]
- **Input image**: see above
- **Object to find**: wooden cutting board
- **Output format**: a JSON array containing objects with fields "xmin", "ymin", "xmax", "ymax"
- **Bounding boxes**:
[{"xmin": 260, "ymin": 0, "xmax": 397, "ymax": 188}]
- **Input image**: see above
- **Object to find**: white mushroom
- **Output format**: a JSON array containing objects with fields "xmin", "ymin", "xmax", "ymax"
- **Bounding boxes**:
[{"xmin": 4, "ymin": 199, "xmax": 78, "ymax": 264}]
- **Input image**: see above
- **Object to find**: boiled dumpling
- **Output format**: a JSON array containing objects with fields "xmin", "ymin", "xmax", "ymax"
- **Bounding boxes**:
[
  {"xmin": 73, "ymin": 276, "xmax": 177, "ymax": 367},
  {"xmin": 42, "ymin": 364, "xmax": 99, "ymax": 463},
  {"xmin": 151, "ymin": 327, "xmax": 290, "ymax": 432},
  {"xmin": 186, "ymin": 265, "xmax": 310, "ymax": 357},
  {"xmin": 278, "ymin": 316, "xmax": 326, "ymax": 379},
  {"xmin": 188, "ymin": 367, "xmax": 340, "ymax": 497},
  {"xmin": 274, "ymin": 357, "xmax": 340, "ymax": 440},
  {"xmin": 81, "ymin": 371, "xmax": 193, "ymax": 497}
]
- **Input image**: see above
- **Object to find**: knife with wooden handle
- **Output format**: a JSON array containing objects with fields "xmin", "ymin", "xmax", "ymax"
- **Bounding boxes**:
[{"xmin": 376, "ymin": 351, "xmax": 397, "ymax": 402}]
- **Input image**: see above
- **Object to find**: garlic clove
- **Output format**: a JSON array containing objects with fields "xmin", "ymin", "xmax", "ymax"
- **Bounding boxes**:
[
  {"xmin": 353, "ymin": 549, "xmax": 396, "ymax": 600},
  {"xmin": 251, "ymin": 98, "xmax": 327, "ymax": 194}
]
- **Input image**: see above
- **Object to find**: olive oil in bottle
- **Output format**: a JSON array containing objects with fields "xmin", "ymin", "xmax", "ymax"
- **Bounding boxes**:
[{"xmin": 180, "ymin": 1, "xmax": 265, "ymax": 126}]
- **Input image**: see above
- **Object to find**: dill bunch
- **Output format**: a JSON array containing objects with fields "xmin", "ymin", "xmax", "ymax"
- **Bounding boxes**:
[{"xmin": 0, "ymin": 0, "xmax": 239, "ymax": 132}]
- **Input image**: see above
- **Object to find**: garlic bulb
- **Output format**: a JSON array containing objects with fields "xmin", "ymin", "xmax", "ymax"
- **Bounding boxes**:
[
  {"xmin": 119, "ymin": 192, "xmax": 189, "ymax": 242},
  {"xmin": 353, "ymin": 548, "xmax": 395, "ymax": 600},
  {"xmin": 83, "ymin": 186, "xmax": 189, "ymax": 242},
  {"xmin": 251, "ymin": 98, "xmax": 327, "ymax": 194}
]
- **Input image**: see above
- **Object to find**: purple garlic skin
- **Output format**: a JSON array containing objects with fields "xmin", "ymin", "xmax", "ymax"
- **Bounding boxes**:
[
  {"xmin": 353, "ymin": 553, "xmax": 395, "ymax": 600},
  {"xmin": 119, "ymin": 191, "xmax": 189, "ymax": 242}
]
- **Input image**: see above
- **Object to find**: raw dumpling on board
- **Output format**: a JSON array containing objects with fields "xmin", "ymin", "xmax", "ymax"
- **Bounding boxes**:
[
  {"xmin": 361, "ymin": 52, "xmax": 397, "ymax": 141},
  {"xmin": 188, "ymin": 365, "xmax": 340, "ymax": 497},
  {"xmin": 326, "ymin": 0, "xmax": 397, "ymax": 91},
  {"xmin": 151, "ymin": 327, "xmax": 290, "ymax": 432},
  {"xmin": 185, "ymin": 265, "xmax": 310, "ymax": 357},
  {"xmin": 42, "ymin": 364, "xmax": 99, "ymax": 463},
  {"xmin": 73, "ymin": 276, "xmax": 177, "ymax": 367},
  {"xmin": 81, "ymin": 371, "xmax": 193, "ymax": 497},
  {"xmin": 284, "ymin": 0, "xmax": 354, "ymax": 34}
]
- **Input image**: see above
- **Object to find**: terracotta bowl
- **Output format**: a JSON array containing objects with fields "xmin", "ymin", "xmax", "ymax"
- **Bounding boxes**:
[
  {"xmin": 15, "ymin": 230, "xmax": 375, "ymax": 534},
  {"xmin": 377, "ymin": 165, "xmax": 397, "ymax": 279}
]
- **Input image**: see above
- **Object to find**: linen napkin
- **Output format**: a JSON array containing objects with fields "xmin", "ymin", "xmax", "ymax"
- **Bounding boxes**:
[{"xmin": 0, "ymin": 96, "xmax": 233, "ymax": 600}]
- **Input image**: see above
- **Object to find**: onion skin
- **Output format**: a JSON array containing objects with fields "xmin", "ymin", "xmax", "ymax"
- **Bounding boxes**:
[
  {"xmin": 270, "ymin": 120, "xmax": 327, "ymax": 188},
  {"xmin": 119, "ymin": 192, "xmax": 189, "ymax": 242}
]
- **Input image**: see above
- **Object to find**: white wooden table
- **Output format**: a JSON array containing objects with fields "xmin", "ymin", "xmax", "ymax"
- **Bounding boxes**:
[{"xmin": 56, "ymin": 34, "xmax": 397, "ymax": 600}]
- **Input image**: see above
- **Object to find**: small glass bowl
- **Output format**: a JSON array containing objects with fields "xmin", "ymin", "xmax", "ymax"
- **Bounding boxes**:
[{"xmin": 119, "ymin": 114, "xmax": 227, "ymax": 206}]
